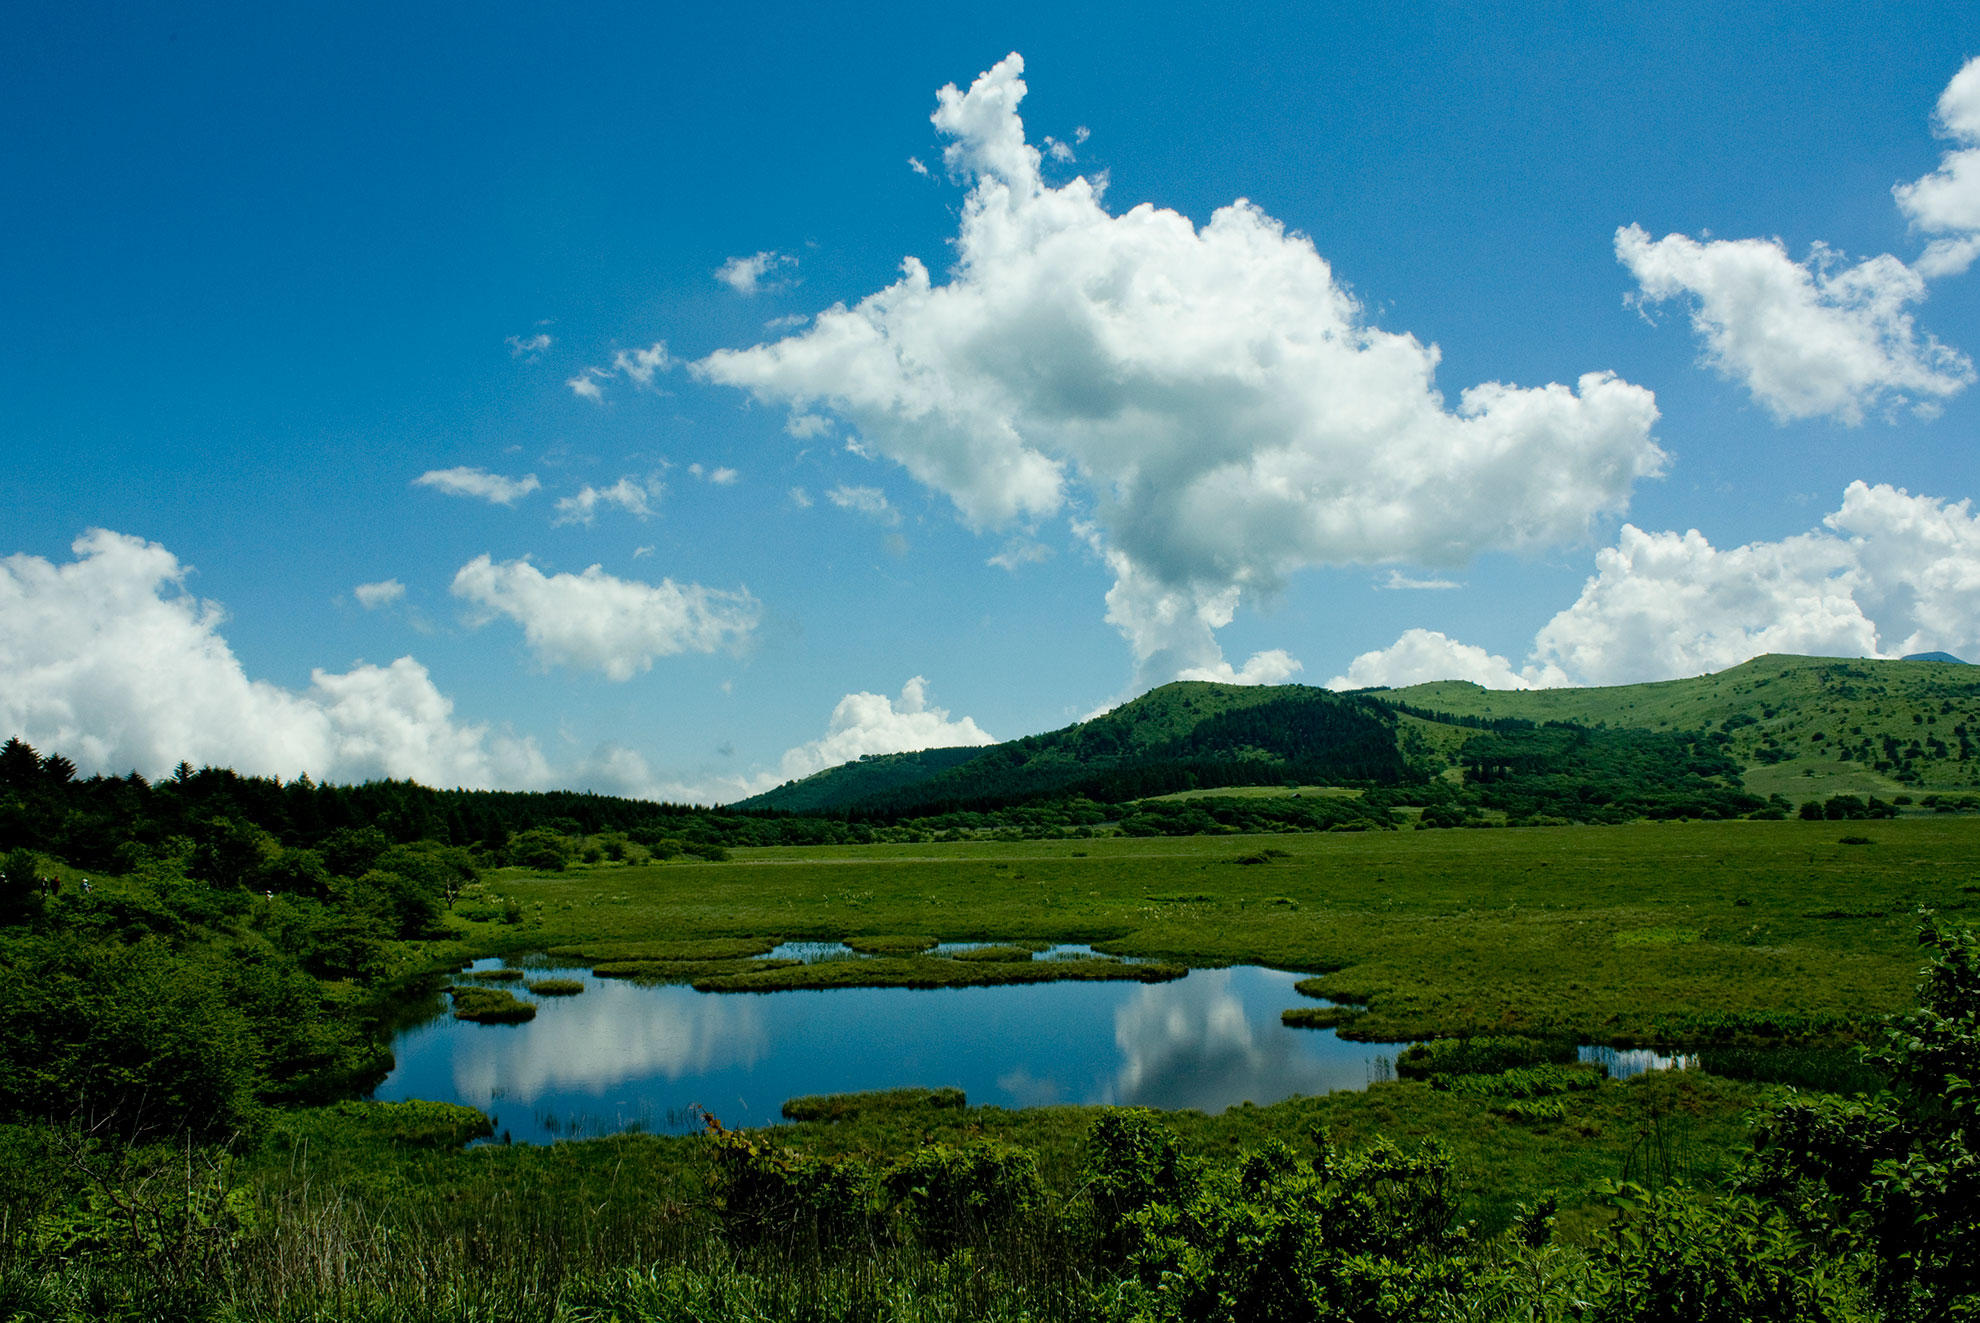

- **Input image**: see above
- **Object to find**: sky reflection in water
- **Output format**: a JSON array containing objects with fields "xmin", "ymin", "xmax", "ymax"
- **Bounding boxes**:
[{"xmin": 374, "ymin": 960, "xmax": 1402, "ymax": 1144}]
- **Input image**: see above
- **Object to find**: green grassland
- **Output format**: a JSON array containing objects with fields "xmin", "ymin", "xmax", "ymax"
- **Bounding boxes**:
[{"xmin": 463, "ymin": 817, "xmax": 1980, "ymax": 1045}]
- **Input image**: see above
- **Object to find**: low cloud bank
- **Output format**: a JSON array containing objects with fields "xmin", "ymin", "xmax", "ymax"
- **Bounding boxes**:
[{"xmin": 1332, "ymin": 482, "xmax": 1980, "ymax": 690}]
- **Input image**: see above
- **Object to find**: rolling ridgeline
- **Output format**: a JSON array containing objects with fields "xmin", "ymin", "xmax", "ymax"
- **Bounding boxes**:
[
  {"xmin": 5, "ymin": 652, "xmax": 1980, "ymax": 1320},
  {"xmin": 739, "ymin": 652, "xmax": 1980, "ymax": 824}
]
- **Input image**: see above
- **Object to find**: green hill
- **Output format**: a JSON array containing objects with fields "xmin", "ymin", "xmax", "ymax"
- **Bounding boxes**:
[
  {"xmin": 738, "ymin": 655, "xmax": 1980, "ymax": 817},
  {"xmin": 1375, "ymin": 654, "xmax": 1980, "ymax": 801},
  {"xmin": 738, "ymin": 682, "xmax": 1406, "ymax": 813},
  {"xmin": 745, "ymin": 745, "xmax": 991, "ymax": 814}
]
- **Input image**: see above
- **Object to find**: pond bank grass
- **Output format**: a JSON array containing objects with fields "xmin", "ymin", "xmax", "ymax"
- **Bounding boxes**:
[
  {"xmin": 693, "ymin": 954, "xmax": 1185, "ymax": 992},
  {"xmin": 948, "ymin": 945, "xmax": 1037, "ymax": 963},
  {"xmin": 593, "ymin": 957, "xmax": 801, "ymax": 982},
  {"xmin": 844, "ymin": 934, "xmax": 939, "ymax": 955},
  {"xmin": 548, "ymin": 937, "xmax": 776, "ymax": 962},
  {"xmin": 526, "ymin": 978, "xmax": 584, "ymax": 996},
  {"xmin": 781, "ymin": 1087, "xmax": 968, "ymax": 1122}
]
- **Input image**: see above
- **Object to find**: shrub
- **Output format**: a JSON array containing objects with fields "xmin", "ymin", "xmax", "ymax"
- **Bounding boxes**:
[
  {"xmin": 1739, "ymin": 919, "xmax": 1980, "ymax": 1320},
  {"xmin": 507, "ymin": 828, "xmax": 571, "ymax": 872},
  {"xmin": 703, "ymin": 1115, "xmax": 877, "ymax": 1254},
  {"xmin": 1106, "ymin": 1126, "xmax": 1472, "ymax": 1323},
  {"xmin": 882, "ymin": 1140, "xmax": 1044, "ymax": 1254},
  {"xmin": 1588, "ymin": 1184, "xmax": 1857, "ymax": 1322},
  {"xmin": 1084, "ymin": 1108, "xmax": 1198, "ymax": 1259}
]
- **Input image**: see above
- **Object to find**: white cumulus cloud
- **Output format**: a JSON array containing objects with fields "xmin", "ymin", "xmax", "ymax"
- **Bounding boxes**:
[
  {"xmin": 1537, "ymin": 481, "xmax": 1980, "ymax": 682},
  {"xmin": 1896, "ymin": 57, "xmax": 1980, "ymax": 277},
  {"xmin": 353, "ymin": 579, "xmax": 406, "ymax": 609},
  {"xmin": 0, "ymin": 530, "xmax": 551, "ymax": 787},
  {"xmin": 696, "ymin": 53, "xmax": 1664, "ymax": 689},
  {"xmin": 1619, "ymin": 59, "xmax": 1980, "ymax": 421},
  {"xmin": 1327, "ymin": 629, "xmax": 1560, "ymax": 691},
  {"xmin": 413, "ymin": 466, "xmax": 543, "ymax": 506},
  {"xmin": 1616, "ymin": 225, "xmax": 1971, "ymax": 423},
  {"xmin": 612, "ymin": 342, "xmax": 673, "ymax": 388},
  {"xmin": 553, "ymin": 477, "xmax": 659, "ymax": 526},
  {"xmin": 775, "ymin": 676, "xmax": 995, "ymax": 782},
  {"xmin": 717, "ymin": 250, "xmax": 796, "ymax": 296},
  {"xmin": 1341, "ymin": 481, "xmax": 1980, "ymax": 690},
  {"xmin": 450, "ymin": 554, "xmax": 760, "ymax": 681},
  {"xmin": 506, "ymin": 332, "xmax": 553, "ymax": 359},
  {"xmin": 827, "ymin": 484, "xmax": 901, "ymax": 526},
  {"xmin": 1530, "ymin": 520, "xmax": 1876, "ymax": 684},
  {"xmin": 567, "ymin": 343, "xmax": 673, "ymax": 400}
]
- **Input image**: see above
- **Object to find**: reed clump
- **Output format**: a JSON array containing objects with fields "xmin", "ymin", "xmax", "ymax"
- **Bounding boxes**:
[
  {"xmin": 843, "ymin": 935, "xmax": 939, "ymax": 955},
  {"xmin": 948, "ymin": 945, "xmax": 1036, "ymax": 963}
]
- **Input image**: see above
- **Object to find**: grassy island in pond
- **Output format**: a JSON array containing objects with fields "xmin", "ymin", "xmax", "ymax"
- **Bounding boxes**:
[{"xmin": 447, "ymin": 984, "xmax": 536, "ymax": 1023}]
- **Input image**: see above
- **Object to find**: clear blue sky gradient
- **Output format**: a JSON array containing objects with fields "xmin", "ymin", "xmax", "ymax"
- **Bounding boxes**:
[{"xmin": 6, "ymin": 2, "xmax": 1977, "ymax": 798}]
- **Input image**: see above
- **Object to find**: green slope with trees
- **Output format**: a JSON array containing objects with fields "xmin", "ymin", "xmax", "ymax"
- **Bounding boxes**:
[
  {"xmin": 741, "ymin": 683, "xmax": 1411, "ymax": 815},
  {"xmin": 740, "ymin": 655, "xmax": 1980, "ymax": 821},
  {"xmin": 1376, "ymin": 653, "xmax": 1980, "ymax": 800}
]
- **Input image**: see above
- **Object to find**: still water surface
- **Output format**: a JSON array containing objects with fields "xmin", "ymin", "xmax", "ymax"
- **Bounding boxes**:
[{"xmin": 374, "ymin": 957, "xmax": 1407, "ymax": 1144}]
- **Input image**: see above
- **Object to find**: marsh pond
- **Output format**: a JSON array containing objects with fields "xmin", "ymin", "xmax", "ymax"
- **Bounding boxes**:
[{"xmin": 375, "ymin": 948, "xmax": 1689, "ymax": 1144}]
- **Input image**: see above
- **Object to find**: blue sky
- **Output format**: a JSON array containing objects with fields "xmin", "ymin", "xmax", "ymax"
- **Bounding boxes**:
[{"xmin": 5, "ymin": 2, "xmax": 1979, "ymax": 801}]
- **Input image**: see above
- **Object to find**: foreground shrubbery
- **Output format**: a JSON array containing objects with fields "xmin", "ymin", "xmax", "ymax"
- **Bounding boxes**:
[{"xmin": 0, "ymin": 922, "xmax": 1971, "ymax": 1320}]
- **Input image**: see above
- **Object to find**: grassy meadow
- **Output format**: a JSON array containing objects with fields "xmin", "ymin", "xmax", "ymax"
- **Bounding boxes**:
[
  {"xmin": 11, "ymin": 783, "xmax": 1980, "ymax": 1318},
  {"xmin": 459, "ymin": 816, "xmax": 1980, "ymax": 1044}
]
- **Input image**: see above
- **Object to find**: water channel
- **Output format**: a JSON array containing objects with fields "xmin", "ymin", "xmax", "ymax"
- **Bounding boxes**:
[{"xmin": 375, "ymin": 951, "xmax": 1690, "ymax": 1144}]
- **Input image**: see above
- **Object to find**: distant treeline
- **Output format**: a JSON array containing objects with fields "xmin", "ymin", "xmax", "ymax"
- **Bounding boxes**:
[{"xmin": 0, "ymin": 736, "xmax": 856, "ymax": 868}]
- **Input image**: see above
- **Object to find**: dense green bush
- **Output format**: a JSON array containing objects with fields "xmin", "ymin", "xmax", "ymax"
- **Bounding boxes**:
[
  {"xmin": 1587, "ymin": 1183, "xmax": 1859, "ymax": 1322},
  {"xmin": 1104, "ymin": 1129, "xmax": 1472, "ymax": 1323},
  {"xmin": 1740, "ymin": 919, "xmax": 1980, "ymax": 1321},
  {"xmin": 883, "ymin": 1140, "xmax": 1044, "ymax": 1254},
  {"xmin": 704, "ymin": 1116, "xmax": 878, "ymax": 1254},
  {"xmin": 0, "ymin": 935, "xmax": 260, "ymax": 1141}
]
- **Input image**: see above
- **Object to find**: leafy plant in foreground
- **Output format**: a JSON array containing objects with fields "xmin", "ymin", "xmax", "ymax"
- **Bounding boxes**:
[{"xmin": 1740, "ymin": 918, "xmax": 1980, "ymax": 1321}]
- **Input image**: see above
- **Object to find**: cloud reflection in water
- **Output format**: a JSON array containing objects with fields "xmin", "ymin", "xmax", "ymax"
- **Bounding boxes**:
[
  {"xmin": 1106, "ymin": 968, "xmax": 1381, "ymax": 1110},
  {"xmin": 451, "ymin": 978, "xmax": 768, "ymax": 1105}
]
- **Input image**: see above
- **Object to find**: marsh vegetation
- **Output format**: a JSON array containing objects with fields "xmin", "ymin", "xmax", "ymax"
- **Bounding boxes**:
[{"xmin": 5, "ymin": 664, "xmax": 1980, "ymax": 1318}]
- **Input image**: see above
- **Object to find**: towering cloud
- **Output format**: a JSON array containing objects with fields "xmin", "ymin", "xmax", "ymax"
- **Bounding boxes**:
[{"xmin": 698, "ymin": 54, "xmax": 1665, "ymax": 688}]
